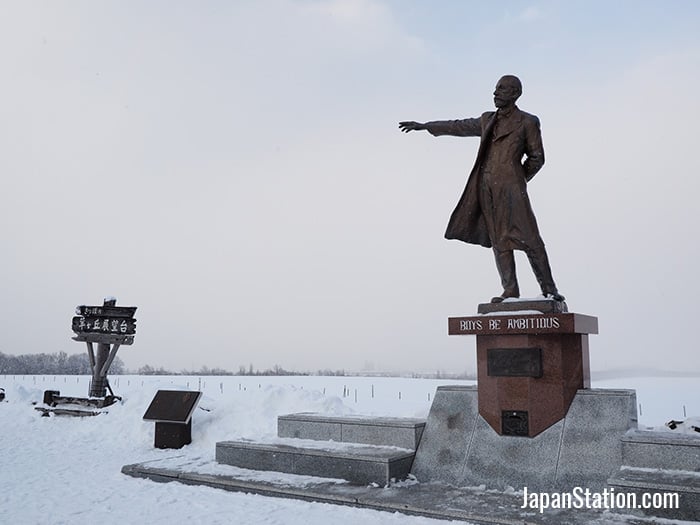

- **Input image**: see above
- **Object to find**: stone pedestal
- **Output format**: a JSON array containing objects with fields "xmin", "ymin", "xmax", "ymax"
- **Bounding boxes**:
[
  {"xmin": 449, "ymin": 302, "xmax": 597, "ymax": 437},
  {"xmin": 411, "ymin": 385, "xmax": 638, "ymax": 492}
]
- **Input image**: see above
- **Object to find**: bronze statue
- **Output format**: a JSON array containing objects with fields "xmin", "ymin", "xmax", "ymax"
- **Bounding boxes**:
[{"xmin": 399, "ymin": 75, "xmax": 564, "ymax": 303}]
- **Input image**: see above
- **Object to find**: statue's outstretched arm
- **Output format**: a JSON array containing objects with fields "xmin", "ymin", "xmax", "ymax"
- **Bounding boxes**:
[{"xmin": 398, "ymin": 121, "xmax": 427, "ymax": 133}]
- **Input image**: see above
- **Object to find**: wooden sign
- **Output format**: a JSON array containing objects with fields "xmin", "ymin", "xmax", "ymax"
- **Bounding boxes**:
[
  {"xmin": 76, "ymin": 305, "xmax": 137, "ymax": 318},
  {"xmin": 72, "ymin": 302, "xmax": 137, "ymax": 346},
  {"xmin": 73, "ymin": 298, "xmax": 137, "ymax": 399},
  {"xmin": 71, "ymin": 316, "xmax": 136, "ymax": 335},
  {"xmin": 72, "ymin": 333, "xmax": 134, "ymax": 345}
]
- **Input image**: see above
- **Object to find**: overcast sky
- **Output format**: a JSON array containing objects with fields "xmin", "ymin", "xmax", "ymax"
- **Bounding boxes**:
[{"xmin": 2, "ymin": 1, "xmax": 699, "ymax": 375}]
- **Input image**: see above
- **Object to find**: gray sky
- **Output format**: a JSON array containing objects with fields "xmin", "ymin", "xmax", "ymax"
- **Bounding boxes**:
[{"xmin": 2, "ymin": 1, "xmax": 699, "ymax": 374}]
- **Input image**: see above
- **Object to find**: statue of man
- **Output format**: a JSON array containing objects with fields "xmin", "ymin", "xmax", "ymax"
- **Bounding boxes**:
[{"xmin": 399, "ymin": 75, "xmax": 564, "ymax": 303}]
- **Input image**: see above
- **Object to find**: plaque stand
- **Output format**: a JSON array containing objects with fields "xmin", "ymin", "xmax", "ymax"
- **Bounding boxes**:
[
  {"xmin": 143, "ymin": 390, "xmax": 203, "ymax": 449},
  {"xmin": 449, "ymin": 300, "xmax": 597, "ymax": 437}
]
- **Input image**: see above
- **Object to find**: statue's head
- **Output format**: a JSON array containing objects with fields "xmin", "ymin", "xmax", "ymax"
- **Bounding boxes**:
[{"xmin": 494, "ymin": 75, "xmax": 522, "ymax": 108}]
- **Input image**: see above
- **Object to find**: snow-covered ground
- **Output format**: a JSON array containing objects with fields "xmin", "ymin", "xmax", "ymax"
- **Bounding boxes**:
[{"xmin": 1, "ymin": 374, "xmax": 697, "ymax": 524}]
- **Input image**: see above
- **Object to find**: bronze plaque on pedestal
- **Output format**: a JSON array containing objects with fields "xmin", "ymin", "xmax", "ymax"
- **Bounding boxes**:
[
  {"xmin": 487, "ymin": 348, "xmax": 542, "ymax": 377},
  {"xmin": 502, "ymin": 411, "xmax": 529, "ymax": 436}
]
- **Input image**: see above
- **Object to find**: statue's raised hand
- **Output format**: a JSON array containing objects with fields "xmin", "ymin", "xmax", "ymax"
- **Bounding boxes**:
[{"xmin": 398, "ymin": 121, "xmax": 426, "ymax": 133}]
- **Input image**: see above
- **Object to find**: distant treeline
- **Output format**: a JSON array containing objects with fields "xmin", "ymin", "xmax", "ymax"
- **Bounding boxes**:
[
  {"xmin": 0, "ymin": 351, "xmax": 125, "ymax": 375},
  {"xmin": 137, "ymin": 364, "xmax": 347, "ymax": 377},
  {"xmin": 0, "ymin": 351, "xmax": 473, "ymax": 379},
  {"xmin": 0, "ymin": 352, "xmax": 343, "ymax": 377},
  {"xmin": 119, "ymin": 364, "xmax": 473, "ymax": 379}
]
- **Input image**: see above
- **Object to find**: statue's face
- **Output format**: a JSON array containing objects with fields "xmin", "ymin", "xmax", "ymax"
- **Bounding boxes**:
[{"xmin": 493, "ymin": 77, "xmax": 521, "ymax": 108}]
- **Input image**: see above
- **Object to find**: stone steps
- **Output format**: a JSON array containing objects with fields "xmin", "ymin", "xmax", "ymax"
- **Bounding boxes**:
[
  {"xmin": 277, "ymin": 412, "xmax": 425, "ymax": 449},
  {"xmin": 608, "ymin": 466, "xmax": 700, "ymax": 521},
  {"xmin": 619, "ymin": 429, "xmax": 700, "ymax": 470},
  {"xmin": 213, "ymin": 414, "xmax": 425, "ymax": 485},
  {"xmin": 606, "ymin": 430, "xmax": 700, "ymax": 521},
  {"xmin": 215, "ymin": 439, "xmax": 415, "ymax": 485}
]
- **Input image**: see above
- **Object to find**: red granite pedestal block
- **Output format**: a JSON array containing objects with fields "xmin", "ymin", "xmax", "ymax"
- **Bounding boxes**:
[{"xmin": 449, "ymin": 309, "xmax": 597, "ymax": 437}]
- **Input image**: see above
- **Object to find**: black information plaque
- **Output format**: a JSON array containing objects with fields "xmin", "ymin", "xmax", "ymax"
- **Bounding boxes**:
[
  {"xmin": 487, "ymin": 347, "xmax": 542, "ymax": 378},
  {"xmin": 143, "ymin": 390, "xmax": 202, "ymax": 424},
  {"xmin": 143, "ymin": 390, "xmax": 202, "ymax": 449}
]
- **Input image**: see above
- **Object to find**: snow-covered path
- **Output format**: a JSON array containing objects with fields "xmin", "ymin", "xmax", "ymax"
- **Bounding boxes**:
[
  {"xmin": 1, "ymin": 376, "xmax": 469, "ymax": 524},
  {"xmin": 1, "ymin": 374, "xmax": 697, "ymax": 524}
]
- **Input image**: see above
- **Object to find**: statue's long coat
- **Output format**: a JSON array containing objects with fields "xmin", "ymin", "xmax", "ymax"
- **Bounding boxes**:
[{"xmin": 425, "ymin": 107, "xmax": 545, "ymax": 251}]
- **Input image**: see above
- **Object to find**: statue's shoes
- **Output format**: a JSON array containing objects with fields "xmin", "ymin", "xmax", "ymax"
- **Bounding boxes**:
[
  {"xmin": 490, "ymin": 293, "xmax": 519, "ymax": 304},
  {"xmin": 545, "ymin": 292, "xmax": 566, "ymax": 302}
]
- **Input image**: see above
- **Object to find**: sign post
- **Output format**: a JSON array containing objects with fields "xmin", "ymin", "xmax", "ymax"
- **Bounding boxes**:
[{"xmin": 71, "ymin": 297, "xmax": 137, "ymax": 399}]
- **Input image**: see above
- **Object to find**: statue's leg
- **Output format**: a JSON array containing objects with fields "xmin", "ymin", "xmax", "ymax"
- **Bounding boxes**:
[
  {"xmin": 525, "ymin": 245, "xmax": 565, "ymax": 301},
  {"xmin": 491, "ymin": 248, "xmax": 520, "ymax": 303}
]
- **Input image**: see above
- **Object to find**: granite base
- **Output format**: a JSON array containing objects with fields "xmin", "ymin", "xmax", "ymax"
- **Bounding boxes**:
[{"xmin": 411, "ymin": 385, "xmax": 637, "ymax": 492}]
